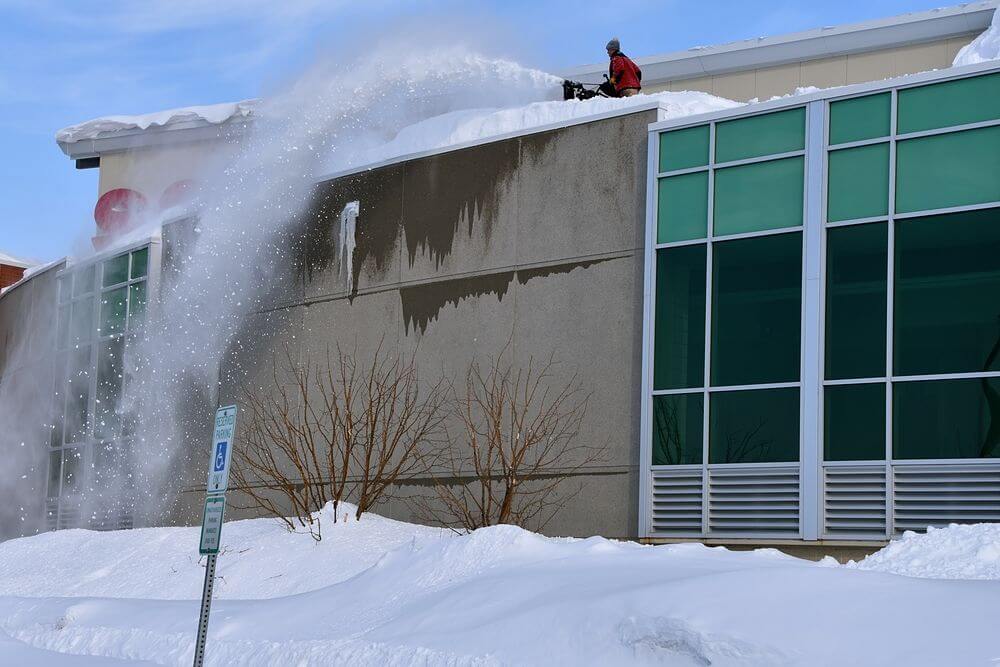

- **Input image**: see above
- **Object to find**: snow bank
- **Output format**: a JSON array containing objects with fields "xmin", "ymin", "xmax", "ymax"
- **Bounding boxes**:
[
  {"xmin": 953, "ymin": 7, "xmax": 1000, "ymax": 66},
  {"xmin": 852, "ymin": 522, "xmax": 1000, "ymax": 580},
  {"xmin": 56, "ymin": 100, "xmax": 257, "ymax": 144},
  {"xmin": 0, "ymin": 503, "xmax": 444, "ymax": 601},
  {"xmin": 3, "ymin": 507, "xmax": 1000, "ymax": 665},
  {"xmin": 335, "ymin": 90, "xmax": 740, "ymax": 172}
]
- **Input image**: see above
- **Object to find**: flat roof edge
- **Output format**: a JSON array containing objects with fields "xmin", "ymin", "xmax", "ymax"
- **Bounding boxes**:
[
  {"xmin": 58, "ymin": 118, "xmax": 251, "ymax": 160},
  {"xmin": 316, "ymin": 100, "xmax": 667, "ymax": 183},
  {"xmin": 563, "ymin": 1, "xmax": 997, "ymax": 84},
  {"xmin": 646, "ymin": 59, "xmax": 1000, "ymax": 132}
]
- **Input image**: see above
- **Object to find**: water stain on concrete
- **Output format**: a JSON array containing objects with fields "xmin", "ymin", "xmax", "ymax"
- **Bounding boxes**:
[{"xmin": 400, "ymin": 256, "xmax": 618, "ymax": 334}]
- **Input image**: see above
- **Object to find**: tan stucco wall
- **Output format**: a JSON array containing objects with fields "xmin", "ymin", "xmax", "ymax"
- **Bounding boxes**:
[
  {"xmin": 645, "ymin": 33, "xmax": 978, "ymax": 100},
  {"xmin": 97, "ymin": 141, "xmax": 237, "ymax": 203}
]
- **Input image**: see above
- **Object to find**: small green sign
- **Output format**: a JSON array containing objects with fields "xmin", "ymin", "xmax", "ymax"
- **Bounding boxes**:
[{"xmin": 199, "ymin": 495, "xmax": 226, "ymax": 555}]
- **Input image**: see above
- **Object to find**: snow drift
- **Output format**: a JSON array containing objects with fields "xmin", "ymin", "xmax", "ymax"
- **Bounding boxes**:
[
  {"xmin": 2, "ymin": 506, "xmax": 1000, "ymax": 665},
  {"xmin": 953, "ymin": 6, "xmax": 1000, "ymax": 67},
  {"xmin": 55, "ymin": 100, "xmax": 257, "ymax": 144}
]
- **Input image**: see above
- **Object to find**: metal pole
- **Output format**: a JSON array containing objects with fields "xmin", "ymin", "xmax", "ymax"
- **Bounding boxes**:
[{"xmin": 193, "ymin": 553, "xmax": 218, "ymax": 667}]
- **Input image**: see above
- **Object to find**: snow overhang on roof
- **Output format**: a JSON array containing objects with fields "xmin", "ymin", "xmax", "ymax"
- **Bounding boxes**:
[
  {"xmin": 0, "ymin": 251, "xmax": 36, "ymax": 269},
  {"xmin": 561, "ymin": 1, "xmax": 998, "ymax": 86},
  {"xmin": 56, "ymin": 100, "xmax": 256, "ymax": 161}
]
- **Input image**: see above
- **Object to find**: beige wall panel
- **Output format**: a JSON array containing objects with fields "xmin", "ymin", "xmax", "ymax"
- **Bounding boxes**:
[
  {"xmin": 946, "ymin": 33, "xmax": 978, "ymax": 61},
  {"xmin": 846, "ymin": 50, "xmax": 897, "ymax": 84},
  {"xmin": 643, "ymin": 81, "xmax": 671, "ymax": 94},
  {"xmin": 755, "ymin": 63, "xmax": 802, "ymax": 100},
  {"xmin": 669, "ymin": 76, "xmax": 713, "ymax": 94},
  {"xmin": 98, "ymin": 141, "xmax": 236, "ymax": 203},
  {"xmin": 800, "ymin": 56, "xmax": 848, "ymax": 88},
  {"xmin": 892, "ymin": 40, "xmax": 949, "ymax": 77},
  {"xmin": 712, "ymin": 70, "xmax": 756, "ymax": 101}
]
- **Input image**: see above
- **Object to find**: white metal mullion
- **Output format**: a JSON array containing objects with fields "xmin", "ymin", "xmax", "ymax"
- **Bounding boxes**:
[
  {"xmin": 885, "ymin": 88, "xmax": 898, "ymax": 539},
  {"xmin": 825, "ymin": 215, "xmax": 891, "ymax": 229},
  {"xmin": 638, "ymin": 131, "xmax": 658, "ymax": 539},
  {"xmin": 894, "ymin": 117, "xmax": 1000, "ymax": 142},
  {"xmin": 893, "ymin": 200, "xmax": 1000, "ymax": 220},
  {"xmin": 712, "ymin": 149, "xmax": 806, "ymax": 171},
  {"xmin": 701, "ymin": 121, "xmax": 716, "ymax": 536},
  {"xmin": 800, "ymin": 100, "xmax": 825, "ymax": 541}
]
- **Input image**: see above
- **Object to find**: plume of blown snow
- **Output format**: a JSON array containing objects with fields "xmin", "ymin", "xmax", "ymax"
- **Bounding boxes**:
[{"xmin": 115, "ymin": 39, "xmax": 564, "ymax": 523}]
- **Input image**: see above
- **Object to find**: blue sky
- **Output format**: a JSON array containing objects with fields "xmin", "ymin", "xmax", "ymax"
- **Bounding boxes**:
[{"xmin": 0, "ymin": 0, "xmax": 948, "ymax": 261}]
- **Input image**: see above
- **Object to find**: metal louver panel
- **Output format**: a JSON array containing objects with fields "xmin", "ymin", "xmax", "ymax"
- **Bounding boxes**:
[
  {"xmin": 44, "ymin": 499, "xmax": 58, "ymax": 532},
  {"xmin": 650, "ymin": 468, "xmax": 703, "ymax": 535},
  {"xmin": 823, "ymin": 465, "xmax": 887, "ymax": 538},
  {"xmin": 708, "ymin": 466, "xmax": 800, "ymax": 536},
  {"xmin": 893, "ymin": 463, "xmax": 1000, "ymax": 533}
]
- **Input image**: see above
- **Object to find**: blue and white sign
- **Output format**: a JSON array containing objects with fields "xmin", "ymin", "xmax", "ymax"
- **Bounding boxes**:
[{"xmin": 206, "ymin": 405, "xmax": 237, "ymax": 494}]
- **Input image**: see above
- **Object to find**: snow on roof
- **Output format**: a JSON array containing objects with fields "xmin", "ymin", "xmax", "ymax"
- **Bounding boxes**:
[
  {"xmin": 0, "ymin": 251, "xmax": 36, "ymax": 269},
  {"xmin": 954, "ymin": 4, "xmax": 1000, "ymax": 65},
  {"xmin": 55, "ymin": 99, "xmax": 257, "ymax": 145},
  {"xmin": 326, "ymin": 90, "xmax": 742, "ymax": 177}
]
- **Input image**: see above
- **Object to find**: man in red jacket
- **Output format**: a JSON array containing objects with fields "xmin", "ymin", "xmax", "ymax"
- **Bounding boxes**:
[{"xmin": 606, "ymin": 38, "xmax": 642, "ymax": 97}]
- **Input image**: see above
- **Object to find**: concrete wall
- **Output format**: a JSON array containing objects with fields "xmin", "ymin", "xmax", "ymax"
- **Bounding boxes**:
[
  {"xmin": 195, "ymin": 109, "xmax": 658, "ymax": 539},
  {"xmin": 0, "ymin": 263, "xmax": 63, "ymax": 539},
  {"xmin": 645, "ymin": 33, "xmax": 977, "ymax": 100}
]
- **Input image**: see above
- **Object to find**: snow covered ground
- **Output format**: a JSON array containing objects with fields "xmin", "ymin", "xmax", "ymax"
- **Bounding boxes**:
[{"xmin": 1, "ymin": 505, "xmax": 1000, "ymax": 666}]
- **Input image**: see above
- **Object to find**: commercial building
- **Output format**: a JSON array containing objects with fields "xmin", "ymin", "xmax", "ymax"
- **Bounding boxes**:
[{"xmin": 1, "ymin": 3, "xmax": 998, "ymax": 551}]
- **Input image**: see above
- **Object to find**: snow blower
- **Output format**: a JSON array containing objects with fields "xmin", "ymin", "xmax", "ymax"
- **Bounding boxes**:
[{"xmin": 562, "ymin": 75, "xmax": 617, "ymax": 101}]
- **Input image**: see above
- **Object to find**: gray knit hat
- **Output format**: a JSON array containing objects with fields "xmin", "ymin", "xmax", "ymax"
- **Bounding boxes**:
[{"xmin": 606, "ymin": 37, "xmax": 620, "ymax": 52}]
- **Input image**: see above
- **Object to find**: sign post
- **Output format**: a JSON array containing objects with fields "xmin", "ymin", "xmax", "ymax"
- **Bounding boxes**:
[{"xmin": 193, "ymin": 405, "xmax": 237, "ymax": 667}]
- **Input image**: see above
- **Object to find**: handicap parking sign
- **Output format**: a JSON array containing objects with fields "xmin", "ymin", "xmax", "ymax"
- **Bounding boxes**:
[
  {"xmin": 206, "ymin": 406, "xmax": 237, "ymax": 494},
  {"xmin": 214, "ymin": 442, "xmax": 228, "ymax": 472}
]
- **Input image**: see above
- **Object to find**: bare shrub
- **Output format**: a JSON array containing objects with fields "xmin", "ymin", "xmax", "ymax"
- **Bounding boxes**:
[
  {"xmin": 231, "ymin": 342, "xmax": 446, "ymax": 540},
  {"xmin": 414, "ymin": 350, "xmax": 606, "ymax": 533}
]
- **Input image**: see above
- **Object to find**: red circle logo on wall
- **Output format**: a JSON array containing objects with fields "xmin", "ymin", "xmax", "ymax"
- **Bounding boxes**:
[
  {"xmin": 158, "ymin": 179, "xmax": 202, "ymax": 211},
  {"xmin": 94, "ymin": 188, "xmax": 148, "ymax": 233}
]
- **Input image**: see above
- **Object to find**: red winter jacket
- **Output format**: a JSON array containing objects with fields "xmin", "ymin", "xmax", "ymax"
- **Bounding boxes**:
[{"xmin": 609, "ymin": 52, "xmax": 642, "ymax": 94}]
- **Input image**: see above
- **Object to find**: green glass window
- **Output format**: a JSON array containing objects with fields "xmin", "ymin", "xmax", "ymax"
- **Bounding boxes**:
[
  {"xmin": 57, "ymin": 304, "xmax": 70, "ymax": 349},
  {"xmin": 652, "ymin": 393, "xmax": 704, "ymax": 465},
  {"xmin": 129, "ymin": 282, "xmax": 147, "ymax": 326},
  {"xmin": 130, "ymin": 247, "xmax": 149, "ymax": 280},
  {"xmin": 896, "ymin": 125, "xmax": 1000, "ymax": 214},
  {"xmin": 657, "ymin": 173, "xmax": 708, "ymax": 243},
  {"xmin": 713, "ymin": 157, "xmax": 803, "ymax": 236},
  {"xmin": 95, "ymin": 337, "xmax": 124, "ymax": 440},
  {"xmin": 659, "ymin": 125, "xmax": 709, "ymax": 172},
  {"xmin": 711, "ymin": 233, "xmax": 802, "ymax": 386},
  {"xmin": 894, "ymin": 378, "xmax": 1000, "ymax": 459},
  {"xmin": 655, "ymin": 246, "xmax": 706, "ymax": 389},
  {"xmin": 72, "ymin": 265, "xmax": 95, "ymax": 297},
  {"xmin": 62, "ymin": 447, "xmax": 83, "ymax": 494},
  {"xmin": 894, "ymin": 209, "xmax": 1000, "ymax": 376},
  {"xmin": 897, "ymin": 72, "xmax": 1000, "ymax": 135},
  {"xmin": 103, "ymin": 254, "xmax": 129, "ymax": 287},
  {"xmin": 58, "ymin": 277, "xmax": 70, "ymax": 303},
  {"xmin": 829, "ymin": 93, "xmax": 891, "ymax": 145},
  {"xmin": 709, "ymin": 388, "xmax": 800, "ymax": 463},
  {"xmin": 825, "ymin": 384, "xmax": 886, "ymax": 461},
  {"xmin": 47, "ymin": 451, "xmax": 61, "ymax": 498},
  {"xmin": 70, "ymin": 297, "xmax": 93, "ymax": 344},
  {"xmin": 66, "ymin": 345, "xmax": 91, "ymax": 443},
  {"xmin": 827, "ymin": 143, "xmax": 889, "ymax": 222},
  {"xmin": 100, "ymin": 287, "xmax": 128, "ymax": 336},
  {"xmin": 715, "ymin": 107, "xmax": 805, "ymax": 163},
  {"xmin": 826, "ymin": 223, "xmax": 887, "ymax": 380}
]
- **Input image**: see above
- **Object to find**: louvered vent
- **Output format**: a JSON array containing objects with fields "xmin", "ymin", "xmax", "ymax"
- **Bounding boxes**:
[
  {"xmin": 708, "ymin": 466, "xmax": 800, "ymax": 536},
  {"xmin": 650, "ymin": 469, "xmax": 703, "ymax": 535},
  {"xmin": 44, "ymin": 499, "xmax": 58, "ymax": 532},
  {"xmin": 56, "ymin": 502, "xmax": 82, "ymax": 530},
  {"xmin": 893, "ymin": 464, "xmax": 1000, "ymax": 533},
  {"xmin": 823, "ymin": 465, "xmax": 887, "ymax": 538}
]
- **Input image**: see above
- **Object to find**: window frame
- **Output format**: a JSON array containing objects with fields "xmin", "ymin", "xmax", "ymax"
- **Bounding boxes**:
[{"xmin": 48, "ymin": 239, "xmax": 159, "ymax": 527}]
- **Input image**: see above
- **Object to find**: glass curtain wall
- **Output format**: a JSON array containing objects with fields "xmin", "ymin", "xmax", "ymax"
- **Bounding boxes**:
[
  {"xmin": 48, "ymin": 245, "xmax": 151, "ymax": 529},
  {"xmin": 648, "ymin": 67, "xmax": 1000, "ymax": 540},
  {"xmin": 653, "ymin": 107, "xmax": 805, "ymax": 474}
]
